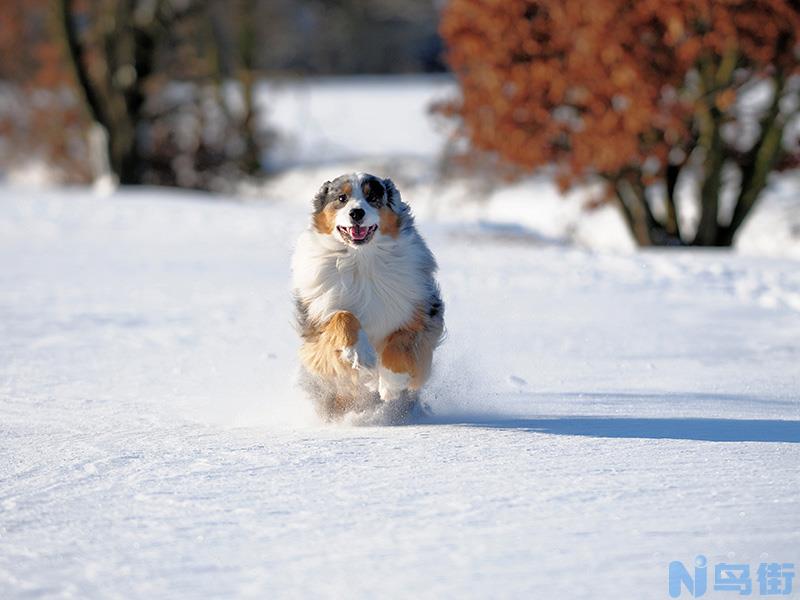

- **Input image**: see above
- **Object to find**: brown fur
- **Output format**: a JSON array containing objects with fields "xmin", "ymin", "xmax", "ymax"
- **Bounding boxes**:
[
  {"xmin": 313, "ymin": 203, "xmax": 337, "ymax": 234},
  {"xmin": 300, "ymin": 310, "xmax": 380, "ymax": 419},
  {"xmin": 378, "ymin": 206, "xmax": 400, "ymax": 238},
  {"xmin": 379, "ymin": 310, "xmax": 438, "ymax": 389},
  {"xmin": 341, "ymin": 182, "xmax": 352, "ymax": 196},
  {"xmin": 332, "ymin": 393, "xmax": 356, "ymax": 414},
  {"xmin": 300, "ymin": 311, "xmax": 361, "ymax": 379},
  {"xmin": 300, "ymin": 306, "xmax": 441, "ymax": 419}
]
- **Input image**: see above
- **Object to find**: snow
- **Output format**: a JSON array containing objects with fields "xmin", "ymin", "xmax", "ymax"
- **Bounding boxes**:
[
  {"xmin": 1, "ymin": 178, "xmax": 799, "ymax": 599},
  {"xmin": 1, "ymin": 75, "xmax": 799, "ymax": 598},
  {"xmin": 257, "ymin": 75, "xmax": 455, "ymax": 169}
]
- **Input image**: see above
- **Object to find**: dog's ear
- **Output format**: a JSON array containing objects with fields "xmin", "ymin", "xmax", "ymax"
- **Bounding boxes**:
[
  {"xmin": 313, "ymin": 181, "xmax": 331, "ymax": 212},
  {"xmin": 361, "ymin": 176, "xmax": 385, "ymax": 205},
  {"xmin": 383, "ymin": 178, "xmax": 400, "ymax": 207}
]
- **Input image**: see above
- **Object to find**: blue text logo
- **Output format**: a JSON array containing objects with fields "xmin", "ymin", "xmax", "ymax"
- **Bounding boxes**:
[{"xmin": 669, "ymin": 556, "xmax": 794, "ymax": 597}]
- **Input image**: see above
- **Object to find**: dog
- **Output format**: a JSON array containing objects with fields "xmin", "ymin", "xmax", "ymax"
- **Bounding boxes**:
[{"xmin": 291, "ymin": 173, "xmax": 444, "ymax": 421}]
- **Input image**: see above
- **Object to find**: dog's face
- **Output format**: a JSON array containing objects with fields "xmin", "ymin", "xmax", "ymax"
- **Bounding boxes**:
[{"xmin": 312, "ymin": 173, "xmax": 398, "ymax": 247}]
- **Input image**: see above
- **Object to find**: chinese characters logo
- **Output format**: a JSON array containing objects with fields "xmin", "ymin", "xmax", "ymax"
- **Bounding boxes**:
[{"xmin": 669, "ymin": 556, "xmax": 795, "ymax": 597}]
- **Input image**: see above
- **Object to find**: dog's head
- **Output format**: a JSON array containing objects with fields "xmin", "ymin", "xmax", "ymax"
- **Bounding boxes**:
[{"xmin": 311, "ymin": 173, "xmax": 403, "ymax": 247}]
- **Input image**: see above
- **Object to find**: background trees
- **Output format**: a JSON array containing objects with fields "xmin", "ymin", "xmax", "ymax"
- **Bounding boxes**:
[
  {"xmin": 57, "ymin": 0, "xmax": 269, "ymax": 189},
  {"xmin": 439, "ymin": 0, "xmax": 800, "ymax": 246},
  {"xmin": 0, "ymin": 0, "xmax": 92, "ymax": 182},
  {"xmin": 0, "ymin": 0, "xmax": 444, "ymax": 188}
]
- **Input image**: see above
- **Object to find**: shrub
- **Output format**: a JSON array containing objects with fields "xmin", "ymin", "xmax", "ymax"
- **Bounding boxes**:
[{"xmin": 439, "ymin": 0, "xmax": 800, "ymax": 246}]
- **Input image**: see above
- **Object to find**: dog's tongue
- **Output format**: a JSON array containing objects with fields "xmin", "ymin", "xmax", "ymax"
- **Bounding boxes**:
[{"xmin": 350, "ymin": 225, "xmax": 368, "ymax": 240}]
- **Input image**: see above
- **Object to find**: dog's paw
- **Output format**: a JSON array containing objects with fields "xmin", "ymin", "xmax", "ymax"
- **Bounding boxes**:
[
  {"xmin": 362, "ymin": 369, "xmax": 380, "ymax": 392},
  {"xmin": 340, "ymin": 329, "xmax": 377, "ymax": 371},
  {"xmin": 378, "ymin": 367, "xmax": 411, "ymax": 402}
]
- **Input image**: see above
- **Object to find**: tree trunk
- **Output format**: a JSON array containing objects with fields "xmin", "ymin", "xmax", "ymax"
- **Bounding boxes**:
[
  {"xmin": 692, "ymin": 48, "xmax": 740, "ymax": 246},
  {"xmin": 614, "ymin": 175, "xmax": 672, "ymax": 247},
  {"xmin": 58, "ymin": 0, "xmax": 159, "ymax": 185},
  {"xmin": 233, "ymin": 0, "xmax": 262, "ymax": 175},
  {"xmin": 664, "ymin": 162, "xmax": 682, "ymax": 239},
  {"xmin": 693, "ymin": 106, "xmax": 725, "ymax": 245},
  {"xmin": 716, "ymin": 74, "xmax": 786, "ymax": 246},
  {"xmin": 607, "ymin": 51, "xmax": 786, "ymax": 249}
]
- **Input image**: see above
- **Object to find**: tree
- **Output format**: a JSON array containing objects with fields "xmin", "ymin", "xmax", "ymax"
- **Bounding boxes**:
[
  {"xmin": 57, "ymin": 0, "xmax": 161, "ymax": 185},
  {"xmin": 439, "ymin": 0, "xmax": 800, "ymax": 246},
  {"xmin": 0, "ymin": 0, "xmax": 92, "ymax": 182},
  {"xmin": 57, "ymin": 0, "xmax": 269, "ymax": 189}
]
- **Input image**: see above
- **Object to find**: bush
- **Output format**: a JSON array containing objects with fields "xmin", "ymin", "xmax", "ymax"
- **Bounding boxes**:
[{"xmin": 439, "ymin": 0, "xmax": 800, "ymax": 246}]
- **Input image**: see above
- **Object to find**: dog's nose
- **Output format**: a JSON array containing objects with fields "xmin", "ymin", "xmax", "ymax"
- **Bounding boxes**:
[{"xmin": 349, "ymin": 208, "xmax": 365, "ymax": 223}]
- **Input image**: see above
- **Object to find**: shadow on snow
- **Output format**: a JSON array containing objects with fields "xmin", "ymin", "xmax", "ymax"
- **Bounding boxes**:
[{"xmin": 420, "ymin": 415, "xmax": 800, "ymax": 443}]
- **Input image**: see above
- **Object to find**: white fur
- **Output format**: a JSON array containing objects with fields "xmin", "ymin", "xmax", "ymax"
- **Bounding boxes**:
[
  {"xmin": 340, "ymin": 329, "xmax": 377, "ymax": 371},
  {"xmin": 292, "ymin": 219, "xmax": 432, "ymax": 348},
  {"xmin": 378, "ymin": 367, "xmax": 411, "ymax": 401}
]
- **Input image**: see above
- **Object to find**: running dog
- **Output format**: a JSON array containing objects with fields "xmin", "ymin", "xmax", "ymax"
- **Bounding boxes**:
[{"xmin": 291, "ymin": 173, "xmax": 444, "ymax": 420}]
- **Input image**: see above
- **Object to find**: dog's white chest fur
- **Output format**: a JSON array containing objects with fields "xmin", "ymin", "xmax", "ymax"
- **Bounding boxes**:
[{"xmin": 292, "ymin": 230, "xmax": 428, "ymax": 344}]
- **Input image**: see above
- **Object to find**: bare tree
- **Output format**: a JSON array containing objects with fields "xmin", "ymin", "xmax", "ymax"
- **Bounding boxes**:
[{"xmin": 57, "ymin": 0, "xmax": 269, "ymax": 188}]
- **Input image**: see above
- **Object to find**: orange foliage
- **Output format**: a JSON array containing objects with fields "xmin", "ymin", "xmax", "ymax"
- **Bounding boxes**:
[{"xmin": 440, "ymin": 0, "xmax": 800, "ymax": 188}]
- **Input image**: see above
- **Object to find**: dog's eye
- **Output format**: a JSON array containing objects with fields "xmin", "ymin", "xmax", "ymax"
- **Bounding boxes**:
[{"xmin": 337, "ymin": 194, "xmax": 347, "ymax": 203}]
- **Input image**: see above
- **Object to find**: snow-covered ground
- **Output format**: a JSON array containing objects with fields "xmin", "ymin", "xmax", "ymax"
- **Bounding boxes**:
[
  {"xmin": 1, "ymin": 75, "xmax": 799, "ymax": 598},
  {"xmin": 258, "ymin": 75, "xmax": 455, "ymax": 169},
  {"xmin": 1, "ymin": 179, "xmax": 798, "ymax": 599}
]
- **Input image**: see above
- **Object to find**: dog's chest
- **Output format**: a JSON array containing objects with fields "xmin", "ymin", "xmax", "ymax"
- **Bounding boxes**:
[{"xmin": 318, "ymin": 248, "xmax": 421, "ymax": 343}]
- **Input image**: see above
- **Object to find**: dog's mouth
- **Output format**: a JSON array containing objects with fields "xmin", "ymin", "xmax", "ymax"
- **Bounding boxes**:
[{"xmin": 338, "ymin": 224, "xmax": 378, "ymax": 245}]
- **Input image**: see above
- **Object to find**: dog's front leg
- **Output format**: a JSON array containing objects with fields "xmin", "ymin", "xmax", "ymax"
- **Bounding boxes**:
[
  {"xmin": 378, "ymin": 369, "xmax": 411, "ymax": 402},
  {"xmin": 300, "ymin": 311, "xmax": 378, "ymax": 386},
  {"xmin": 325, "ymin": 311, "xmax": 376, "ymax": 373},
  {"xmin": 379, "ymin": 326, "xmax": 424, "ymax": 402}
]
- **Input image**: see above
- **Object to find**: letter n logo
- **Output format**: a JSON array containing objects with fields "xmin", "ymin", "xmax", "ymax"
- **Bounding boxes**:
[{"xmin": 669, "ymin": 555, "xmax": 707, "ymax": 597}]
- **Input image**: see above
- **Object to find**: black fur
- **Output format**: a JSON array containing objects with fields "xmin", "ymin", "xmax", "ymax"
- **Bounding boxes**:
[
  {"xmin": 313, "ymin": 174, "xmax": 401, "ymax": 215},
  {"xmin": 383, "ymin": 178, "xmax": 398, "ymax": 207},
  {"xmin": 361, "ymin": 176, "xmax": 385, "ymax": 206},
  {"xmin": 312, "ymin": 182, "xmax": 332, "ymax": 213}
]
